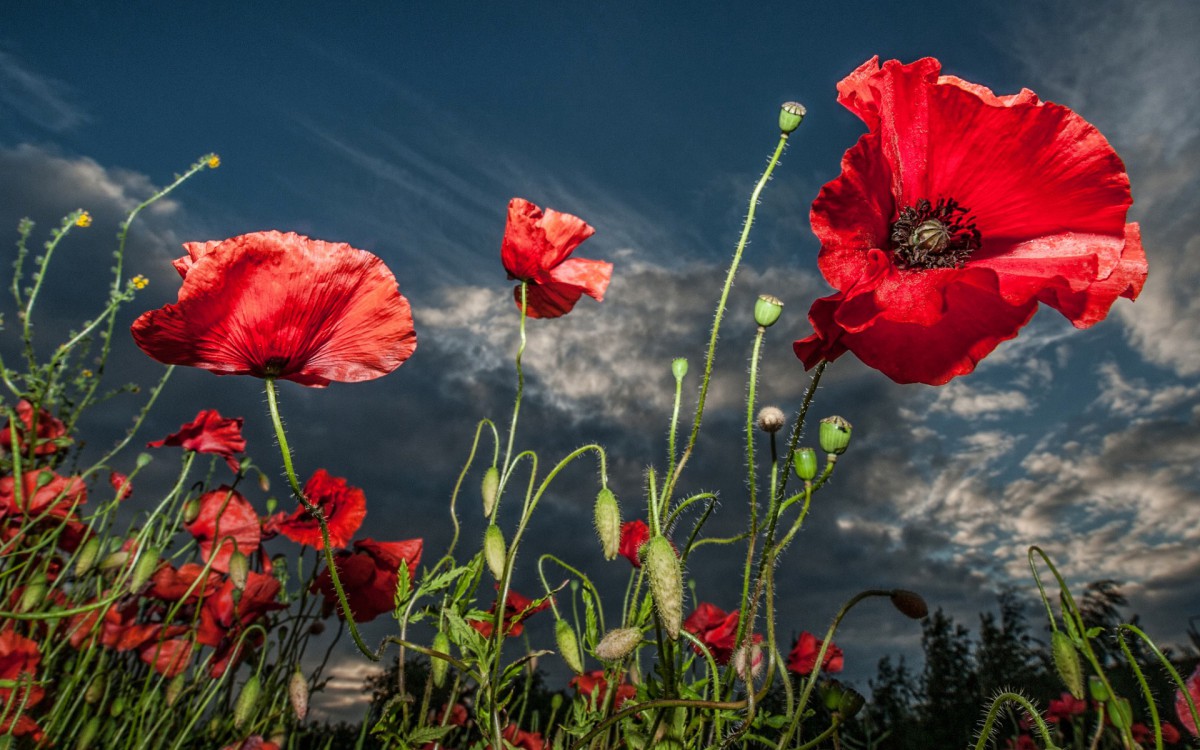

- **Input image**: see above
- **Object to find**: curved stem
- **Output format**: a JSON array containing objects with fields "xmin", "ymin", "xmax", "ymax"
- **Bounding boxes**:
[{"xmin": 972, "ymin": 692, "xmax": 1061, "ymax": 750}]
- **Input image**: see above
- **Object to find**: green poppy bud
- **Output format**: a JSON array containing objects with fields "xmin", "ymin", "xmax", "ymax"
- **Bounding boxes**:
[
  {"xmin": 481, "ymin": 466, "xmax": 500, "ymax": 517},
  {"xmin": 135, "ymin": 452, "xmax": 153, "ymax": 469},
  {"xmin": 779, "ymin": 102, "xmax": 806, "ymax": 134},
  {"xmin": 594, "ymin": 627, "xmax": 643, "ymax": 661},
  {"xmin": 234, "ymin": 675, "xmax": 260, "ymax": 728},
  {"xmin": 793, "ymin": 447, "xmax": 818, "ymax": 480},
  {"xmin": 1108, "ymin": 696, "xmax": 1132, "ymax": 730},
  {"xmin": 819, "ymin": 416, "xmax": 852, "ymax": 455},
  {"xmin": 289, "ymin": 667, "xmax": 309, "ymax": 721},
  {"xmin": 1051, "ymin": 630, "xmax": 1084, "ymax": 699},
  {"xmin": 643, "ymin": 536, "xmax": 683, "ymax": 640},
  {"xmin": 130, "ymin": 547, "xmax": 160, "ymax": 591},
  {"xmin": 593, "ymin": 487, "xmax": 621, "ymax": 561},
  {"xmin": 889, "ymin": 589, "xmax": 929, "ymax": 620},
  {"xmin": 431, "ymin": 632, "xmax": 451, "ymax": 688},
  {"xmin": 228, "ymin": 549, "xmax": 249, "ymax": 591},
  {"xmin": 84, "ymin": 675, "xmax": 106, "ymax": 704},
  {"xmin": 484, "ymin": 524, "xmax": 506, "ymax": 580},
  {"xmin": 556, "ymin": 620, "xmax": 584, "ymax": 674},
  {"xmin": 98, "ymin": 550, "xmax": 129, "ymax": 574},
  {"xmin": 74, "ymin": 716, "xmax": 101, "ymax": 750},
  {"xmin": 1087, "ymin": 675, "xmax": 1109, "ymax": 702},
  {"xmin": 754, "ymin": 294, "xmax": 784, "ymax": 328},
  {"xmin": 182, "ymin": 497, "xmax": 200, "ymax": 524},
  {"xmin": 109, "ymin": 696, "xmax": 125, "ymax": 718},
  {"xmin": 74, "ymin": 537, "xmax": 101, "ymax": 576},
  {"xmin": 838, "ymin": 687, "xmax": 866, "ymax": 719},
  {"xmin": 671, "ymin": 358, "xmax": 688, "ymax": 382},
  {"xmin": 165, "ymin": 673, "xmax": 185, "ymax": 707},
  {"xmin": 18, "ymin": 574, "xmax": 47, "ymax": 613}
]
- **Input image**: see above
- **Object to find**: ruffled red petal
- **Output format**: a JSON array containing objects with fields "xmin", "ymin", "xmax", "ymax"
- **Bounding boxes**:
[
  {"xmin": 133, "ymin": 231, "xmax": 417, "ymax": 388},
  {"xmin": 274, "ymin": 469, "xmax": 367, "ymax": 550},
  {"xmin": 184, "ymin": 487, "xmax": 262, "ymax": 573}
]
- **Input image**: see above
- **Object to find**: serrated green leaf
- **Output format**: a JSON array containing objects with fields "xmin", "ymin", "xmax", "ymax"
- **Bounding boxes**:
[
  {"xmin": 1084, "ymin": 626, "xmax": 1103, "ymax": 639},
  {"xmin": 393, "ymin": 560, "xmax": 412, "ymax": 614},
  {"xmin": 582, "ymin": 588, "xmax": 599, "ymax": 647},
  {"xmin": 406, "ymin": 725, "xmax": 454, "ymax": 744}
]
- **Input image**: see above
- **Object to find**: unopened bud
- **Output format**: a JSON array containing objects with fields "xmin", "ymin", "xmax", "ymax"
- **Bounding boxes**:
[
  {"xmin": 779, "ymin": 102, "xmax": 806, "ymax": 133},
  {"xmin": 75, "ymin": 537, "xmax": 101, "ymax": 576},
  {"xmin": 135, "ymin": 452, "xmax": 153, "ymax": 469},
  {"xmin": 228, "ymin": 549, "xmax": 249, "ymax": 591},
  {"xmin": 481, "ymin": 466, "xmax": 500, "ymax": 517},
  {"xmin": 889, "ymin": 590, "xmax": 928, "ymax": 620},
  {"xmin": 182, "ymin": 497, "xmax": 200, "ymax": 524},
  {"xmin": 483, "ymin": 524, "xmax": 506, "ymax": 579},
  {"xmin": 84, "ymin": 675, "xmax": 106, "ymax": 704},
  {"xmin": 166, "ymin": 673, "xmax": 185, "ymax": 707},
  {"xmin": 431, "ymin": 632, "xmax": 451, "ymax": 688},
  {"xmin": 18, "ymin": 575, "xmax": 47, "ymax": 612},
  {"xmin": 98, "ymin": 550, "xmax": 130, "ymax": 574},
  {"xmin": 793, "ymin": 448, "xmax": 818, "ymax": 481},
  {"xmin": 838, "ymin": 687, "xmax": 866, "ymax": 718},
  {"xmin": 130, "ymin": 547, "xmax": 160, "ymax": 591},
  {"xmin": 819, "ymin": 416, "xmax": 852, "ymax": 455},
  {"xmin": 257, "ymin": 471, "xmax": 270, "ymax": 493},
  {"xmin": 756, "ymin": 406, "xmax": 785, "ymax": 434},
  {"xmin": 109, "ymin": 696, "xmax": 125, "ymax": 718},
  {"xmin": 671, "ymin": 358, "xmax": 688, "ymax": 382},
  {"xmin": 1108, "ymin": 696, "xmax": 1132, "ymax": 730},
  {"xmin": 75, "ymin": 716, "xmax": 101, "ymax": 750},
  {"xmin": 754, "ymin": 294, "xmax": 784, "ymax": 328},
  {"xmin": 593, "ymin": 488, "xmax": 621, "ymax": 561},
  {"xmin": 1051, "ymin": 630, "xmax": 1084, "ymax": 699},
  {"xmin": 289, "ymin": 667, "xmax": 309, "ymax": 721},
  {"xmin": 234, "ymin": 675, "xmax": 261, "ymax": 728},
  {"xmin": 1087, "ymin": 676, "xmax": 1109, "ymax": 703},
  {"xmin": 642, "ymin": 536, "xmax": 683, "ymax": 640},
  {"xmin": 594, "ymin": 627, "xmax": 643, "ymax": 661},
  {"xmin": 556, "ymin": 620, "xmax": 584, "ymax": 674}
]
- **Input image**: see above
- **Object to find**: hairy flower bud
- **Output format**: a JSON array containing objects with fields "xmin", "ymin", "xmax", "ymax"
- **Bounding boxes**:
[
  {"xmin": 793, "ymin": 447, "xmax": 818, "ymax": 481},
  {"xmin": 166, "ymin": 673, "xmax": 185, "ymax": 707},
  {"xmin": 98, "ymin": 550, "xmax": 130, "ymax": 574},
  {"xmin": 779, "ymin": 102, "xmax": 807, "ymax": 133},
  {"xmin": 289, "ymin": 667, "xmax": 309, "ymax": 721},
  {"xmin": 431, "ymin": 632, "xmax": 451, "ymax": 688},
  {"xmin": 1051, "ymin": 630, "xmax": 1084, "ymax": 699},
  {"xmin": 754, "ymin": 294, "xmax": 784, "ymax": 328},
  {"xmin": 234, "ymin": 675, "xmax": 261, "ymax": 728},
  {"xmin": 131, "ymin": 547, "xmax": 160, "ymax": 591},
  {"xmin": 819, "ymin": 416, "xmax": 852, "ymax": 455},
  {"xmin": 889, "ymin": 590, "xmax": 929, "ymax": 620},
  {"xmin": 75, "ymin": 537, "xmax": 102, "ymax": 576},
  {"xmin": 556, "ymin": 620, "xmax": 584, "ymax": 674},
  {"xmin": 228, "ymin": 549, "xmax": 249, "ymax": 591},
  {"xmin": 75, "ymin": 716, "xmax": 101, "ymax": 750},
  {"xmin": 84, "ymin": 675, "xmax": 106, "ymax": 704},
  {"xmin": 484, "ymin": 524, "xmax": 506, "ymax": 580},
  {"xmin": 756, "ymin": 406, "xmax": 786, "ymax": 434},
  {"xmin": 734, "ymin": 641, "xmax": 764, "ymax": 683},
  {"xmin": 18, "ymin": 575, "xmax": 47, "ymax": 613},
  {"xmin": 593, "ymin": 487, "xmax": 621, "ymax": 561},
  {"xmin": 481, "ymin": 466, "xmax": 500, "ymax": 517},
  {"xmin": 182, "ymin": 497, "xmax": 200, "ymax": 524},
  {"xmin": 594, "ymin": 627, "xmax": 643, "ymax": 661},
  {"xmin": 643, "ymin": 536, "xmax": 683, "ymax": 640},
  {"xmin": 671, "ymin": 358, "xmax": 688, "ymax": 382}
]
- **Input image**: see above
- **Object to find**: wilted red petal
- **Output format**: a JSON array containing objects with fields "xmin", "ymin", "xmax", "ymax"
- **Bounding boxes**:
[
  {"xmin": 109, "ymin": 471, "xmax": 133, "ymax": 501},
  {"xmin": 274, "ymin": 469, "xmax": 367, "ymax": 550},
  {"xmin": 184, "ymin": 487, "xmax": 262, "ymax": 573},
  {"xmin": 148, "ymin": 409, "xmax": 246, "ymax": 473},
  {"xmin": 132, "ymin": 231, "xmax": 417, "ymax": 387}
]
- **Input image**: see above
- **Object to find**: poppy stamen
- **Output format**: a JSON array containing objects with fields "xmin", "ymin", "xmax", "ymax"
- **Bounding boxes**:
[{"xmin": 891, "ymin": 198, "xmax": 981, "ymax": 269}]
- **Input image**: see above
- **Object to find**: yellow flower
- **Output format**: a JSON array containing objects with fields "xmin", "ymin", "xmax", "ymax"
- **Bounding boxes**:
[
  {"xmin": 81, "ymin": 369, "xmax": 94, "ymax": 378},
  {"xmin": 75, "ymin": 211, "xmax": 92, "ymax": 228},
  {"xmin": 131, "ymin": 275, "xmax": 149, "ymax": 290},
  {"xmin": 206, "ymin": 155, "xmax": 221, "ymax": 169}
]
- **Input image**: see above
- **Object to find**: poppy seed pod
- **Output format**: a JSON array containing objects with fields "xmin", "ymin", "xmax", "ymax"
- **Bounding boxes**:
[
  {"xmin": 484, "ymin": 524, "xmax": 506, "ymax": 580},
  {"xmin": 593, "ymin": 487, "xmax": 621, "ymax": 561},
  {"xmin": 671, "ymin": 358, "xmax": 688, "ymax": 382},
  {"xmin": 595, "ymin": 627, "xmax": 643, "ymax": 661},
  {"xmin": 643, "ymin": 536, "xmax": 683, "ymax": 639},
  {"xmin": 481, "ymin": 466, "xmax": 500, "ymax": 517},
  {"xmin": 431, "ymin": 632, "xmax": 451, "ymax": 688},
  {"xmin": 779, "ymin": 102, "xmax": 807, "ymax": 133},
  {"xmin": 754, "ymin": 294, "xmax": 784, "ymax": 328},
  {"xmin": 555, "ymin": 620, "xmax": 584, "ymax": 674},
  {"xmin": 793, "ymin": 447, "xmax": 818, "ymax": 481},
  {"xmin": 1051, "ymin": 630, "xmax": 1084, "ymax": 699},
  {"xmin": 819, "ymin": 416, "xmax": 852, "ymax": 455},
  {"xmin": 889, "ymin": 589, "xmax": 928, "ymax": 620},
  {"xmin": 756, "ymin": 406, "xmax": 786, "ymax": 434},
  {"xmin": 234, "ymin": 675, "xmax": 261, "ymax": 728}
]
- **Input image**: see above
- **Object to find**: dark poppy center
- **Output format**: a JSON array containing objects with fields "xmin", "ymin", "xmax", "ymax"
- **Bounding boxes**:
[
  {"xmin": 262, "ymin": 356, "xmax": 289, "ymax": 376},
  {"xmin": 890, "ymin": 198, "xmax": 981, "ymax": 270}
]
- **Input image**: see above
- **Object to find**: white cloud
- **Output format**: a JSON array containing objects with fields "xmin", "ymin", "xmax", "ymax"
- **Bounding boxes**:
[
  {"xmin": 927, "ymin": 382, "xmax": 1032, "ymax": 420},
  {"xmin": 0, "ymin": 50, "xmax": 89, "ymax": 133}
]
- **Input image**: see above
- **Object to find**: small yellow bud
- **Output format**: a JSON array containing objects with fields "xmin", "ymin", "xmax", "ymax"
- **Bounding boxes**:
[
  {"xmin": 75, "ymin": 211, "xmax": 92, "ymax": 228},
  {"xmin": 81, "ymin": 369, "xmax": 94, "ymax": 378},
  {"xmin": 131, "ymin": 275, "xmax": 149, "ymax": 290},
  {"xmin": 207, "ymin": 155, "xmax": 221, "ymax": 168}
]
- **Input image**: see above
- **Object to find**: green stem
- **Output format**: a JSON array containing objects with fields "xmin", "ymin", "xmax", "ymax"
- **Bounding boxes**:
[{"xmin": 973, "ymin": 692, "xmax": 1061, "ymax": 750}]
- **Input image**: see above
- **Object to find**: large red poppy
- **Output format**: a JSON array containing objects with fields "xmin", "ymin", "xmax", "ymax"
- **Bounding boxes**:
[
  {"xmin": 683, "ymin": 602, "xmax": 759, "ymax": 666},
  {"xmin": 266, "ymin": 469, "xmax": 366, "ymax": 550},
  {"xmin": 500, "ymin": 198, "xmax": 612, "ymax": 319},
  {"xmin": 313, "ymin": 538, "xmax": 423, "ymax": 623},
  {"xmin": 570, "ymin": 670, "xmax": 638, "ymax": 711},
  {"xmin": 468, "ymin": 588, "xmax": 552, "ymax": 639},
  {"xmin": 148, "ymin": 409, "xmax": 246, "ymax": 473},
  {"xmin": 132, "ymin": 231, "xmax": 417, "ymax": 387},
  {"xmin": 793, "ymin": 57, "xmax": 1147, "ymax": 385},
  {"xmin": 184, "ymin": 487, "xmax": 262, "ymax": 573}
]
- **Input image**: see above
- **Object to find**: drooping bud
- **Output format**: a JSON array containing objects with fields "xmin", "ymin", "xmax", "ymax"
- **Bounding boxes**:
[
  {"xmin": 818, "ymin": 416, "xmax": 852, "ymax": 455},
  {"xmin": 1087, "ymin": 675, "xmax": 1109, "ymax": 702},
  {"xmin": 130, "ymin": 547, "xmax": 160, "ymax": 591},
  {"xmin": 18, "ymin": 574, "xmax": 47, "ymax": 612},
  {"xmin": 75, "ymin": 716, "xmax": 101, "ymax": 750},
  {"xmin": 481, "ymin": 466, "xmax": 500, "ymax": 517},
  {"xmin": 1051, "ymin": 630, "xmax": 1084, "ymax": 699},
  {"xmin": 75, "ymin": 537, "xmax": 102, "ymax": 576},
  {"xmin": 234, "ymin": 675, "xmax": 261, "ymax": 728},
  {"xmin": 822, "ymin": 680, "xmax": 847, "ymax": 711},
  {"xmin": 793, "ymin": 447, "xmax": 818, "ymax": 481},
  {"xmin": 98, "ymin": 550, "xmax": 130, "ymax": 574},
  {"xmin": 288, "ymin": 667, "xmax": 309, "ymax": 721},
  {"xmin": 84, "ymin": 675, "xmax": 106, "ymax": 704},
  {"xmin": 555, "ymin": 620, "xmax": 584, "ymax": 674},
  {"xmin": 483, "ymin": 524, "xmax": 506, "ymax": 579},
  {"xmin": 671, "ymin": 358, "xmax": 688, "ymax": 382},
  {"xmin": 182, "ymin": 497, "xmax": 200, "ymax": 524},
  {"xmin": 642, "ymin": 536, "xmax": 683, "ymax": 640},
  {"xmin": 135, "ymin": 452, "xmax": 153, "ymax": 469},
  {"xmin": 593, "ymin": 487, "xmax": 621, "ymax": 561},
  {"xmin": 889, "ymin": 590, "xmax": 929, "ymax": 620},
  {"xmin": 756, "ymin": 406, "xmax": 786, "ymax": 434},
  {"xmin": 431, "ymin": 632, "xmax": 451, "ymax": 688},
  {"xmin": 754, "ymin": 294, "xmax": 784, "ymax": 328},
  {"xmin": 779, "ymin": 102, "xmax": 807, "ymax": 134},
  {"xmin": 166, "ymin": 673, "xmax": 186, "ymax": 707},
  {"xmin": 838, "ymin": 687, "xmax": 866, "ymax": 719},
  {"xmin": 109, "ymin": 696, "xmax": 125, "ymax": 718},
  {"xmin": 594, "ymin": 627, "xmax": 643, "ymax": 661},
  {"xmin": 228, "ymin": 549, "xmax": 250, "ymax": 591}
]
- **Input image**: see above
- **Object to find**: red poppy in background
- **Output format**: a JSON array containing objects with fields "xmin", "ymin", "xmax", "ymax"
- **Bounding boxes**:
[
  {"xmin": 1177, "ymin": 664, "xmax": 1200, "ymax": 736},
  {"xmin": 148, "ymin": 409, "xmax": 246, "ymax": 474},
  {"xmin": 132, "ymin": 231, "xmax": 417, "ymax": 387},
  {"xmin": 486, "ymin": 724, "xmax": 544, "ymax": 750},
  {"xmin": 570, "ymin": 670, "xmax": 637, "ymax": 710},
  {"xmin": 1045, "ymin": 692, "xmax": 1086, "ymax": 723},
  {"xmin": 683, "ymin": 602, "xmax": 759, "ymax": 666},
  {"xmin": 500, "ymin": 198, "xmax": 612, "ymax": 319},
  {"xmin": 109, "ymin": 471, "xmax": 133, "ymax": 501},
  {"xmin": 184, "ymin": 487, "xmax": 262, "ymax": 573},
  {"xmin": 313, "ymin": 538, "xmax": 423, "ymax": 623},
  {"xmin": 469, "ymin": 588, "xmax": 552, "ymax": 639},
  {"xmin": 146, "ymin": 562, "xmax": 222, "ymax": 604},
  {"xmin": 220, "ymin": 736, "xmax": 282, "ymax": 750},
  {"xmin": 0, "ymin": 629, "xmax": 45, "ymax": 740},
  {"xmin": 786, "ymin": 631, "xmax": 843, "ymax": 676},
  {"xmin": 0, "ymin": 399, "xmax": 68, "ymax": 456},
  {"xmin": 793, "ymin": 57, "xmax": 1147, "ymax": 385},
  {"xmin": 266, "ymin": 469, "xmax": 366, "ymax": 550},
  {"xmin": 618, "ymin": 520, "xmax": 649, "ymax": 567}
]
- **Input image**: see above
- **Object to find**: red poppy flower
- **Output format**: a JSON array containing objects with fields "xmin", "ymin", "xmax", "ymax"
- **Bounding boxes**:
[
  {"xmin": 148, "ymin": 409, "xmax": 246, "ymax": 474},
  {"xmin": 132, "ymin": 231, "xmax": 417, "ymax": 387},
  {"xmin": 220, "ymin": 737, "xmax": 282, "ymax": 750},
  {"xmin": 0, "ymin": 470, "xmax": 86, "ymax": 521},
  {"xmin": 683, "ymin": 602, "xmax": 759, "ymax": 666},
  {"xmin": 793, "ymin": 57, "xmax": 1147, "ymax": 385},
  {"xmin": 109, "ymin": 471, "xmax": 133, "ymax": 501},
  {"xmin": 0, "ymin": 629, "xmax": 44, "ymax": 739},
  {"xmin": 1177, "ymin": 664, "xmax": 1200, "ymax": 736},
  {"xmin": 469, "ymin": 588, "xmax": 552, "ymax": 639},
  {"xmin": 570, "ymin": 670, "xmax": 638, "ymax": 710},
  {"xmin": 266, "ymin": 469, "xmax": 366, "ymax": 550},
  {"xmin": 500, "ymin": 198, "xmax": 612, "ymax": 319},
  {"xmin": 313, "ymin": 538, "xmax": 423, "ymax": 623},
  {"xmin": 1045, "ymin": 692, "xmax": 1086, "ymax": 723},
  {"xmin": 146, "ymin": 562, "xmax": 222, "ymax": 604},
  {"xmin": 486, "ymin": 724, "xmax": 544, "ymax": 750},
  {"xmin": 0, "ymin": 399, "xmax": 68, "ymax": 456},
  {"xmin": 618, "ymin": 520, "xmax": 649, "ymax": 567},
  {"xmin": 184, "ymin": 487, "xmax": 262, "ymax": 573},
  {"xmin": 786, "ymin": 631, "xmax": 843, "ymax": 676}
]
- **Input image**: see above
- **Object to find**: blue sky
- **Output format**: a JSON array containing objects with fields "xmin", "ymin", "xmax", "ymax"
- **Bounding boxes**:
[{"xmin": 2, "ymin": 1, "xmax": 1198, "ymax": 717}]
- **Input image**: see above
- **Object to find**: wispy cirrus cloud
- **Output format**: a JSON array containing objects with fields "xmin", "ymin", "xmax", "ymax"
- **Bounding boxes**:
[{"xmin": 0, "ymin": 50, "xmax": 89, "ymax": 134}]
